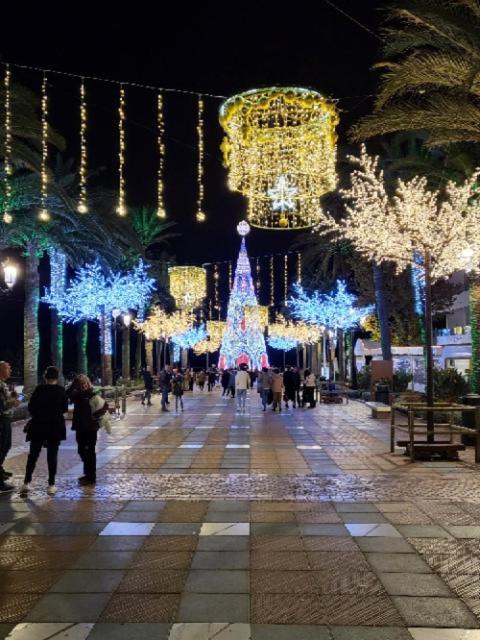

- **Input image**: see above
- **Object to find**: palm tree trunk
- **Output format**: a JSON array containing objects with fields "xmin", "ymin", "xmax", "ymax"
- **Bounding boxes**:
[
  {"xmin": 469, "ymin": 278, "xmax": 480, "ymax": 393},
  {"xmin": 135, "ymin": 331, "xmax": 142, "ymax": 377},
  {"xmin": 145, "ymin": 340, "xmax": 154, "ymax": 371},
  {"xmin": 372, "ymin": 262, "xmax": 392, "ymax": 361},
  {"xmin": 24, "ymin": 244, "xmax": 40, "ymax": 395},
  {"xmin": 76, "ymin": 320, "xmax": 88, "ymax": 375},
  {"xmin": 48, "ymin": 248, "xmax": 67, "ymax": 382},
  {"xmin": 99, "ymin": 311, "xmax": 113, "ymax": 386},
  {"xmin": 121, "ymin": 325, "xmax": 130, "ymax": 380},
  {"xmin": 338, "ymin": 329, "xmax": 345, "ymax": 380}
]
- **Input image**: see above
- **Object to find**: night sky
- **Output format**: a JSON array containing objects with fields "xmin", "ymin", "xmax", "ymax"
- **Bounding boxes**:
[{"xmin": 0, "ymin": 1, "xmax": 383, "ymax": 371}]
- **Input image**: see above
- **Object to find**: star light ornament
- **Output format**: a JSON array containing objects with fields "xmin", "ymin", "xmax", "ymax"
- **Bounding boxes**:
[{"xmin": 268, "ymin": 176, "xmax": 297, "ymax": 212}]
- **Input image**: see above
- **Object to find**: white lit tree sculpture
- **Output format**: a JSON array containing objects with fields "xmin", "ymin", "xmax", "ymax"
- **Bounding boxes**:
[{"xmin": 319, "ymin": 146, "xmax": 480, "ymax": 437}]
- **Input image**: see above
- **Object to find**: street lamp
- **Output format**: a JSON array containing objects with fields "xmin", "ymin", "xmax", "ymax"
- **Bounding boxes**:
[
  {"xmin": 123, "ymin": 312, "xmax": 132, "ymax": 327},
  {"xmin": 2, "ymin": 261, "xmax": 17, "ymax": 289}
]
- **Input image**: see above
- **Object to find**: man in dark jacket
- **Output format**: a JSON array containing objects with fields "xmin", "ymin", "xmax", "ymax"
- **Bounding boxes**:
[
  {"xmin": 158, "ymin": 365, "xmax": 172, "ymax": 412},
  {"xmin": 141, "ymin": 366, "xmax": 154, "ymax": 406},
  {"xmin": 0, "ymin": 361, "xmax": 20, "ymax": 492},
  {"xmin": 21, "ymin": 366, "xmax": 67, "ymax": 495}
]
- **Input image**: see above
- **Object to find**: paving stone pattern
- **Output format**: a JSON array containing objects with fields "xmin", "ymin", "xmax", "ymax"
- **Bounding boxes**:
[{"xmin": 2, "ymin": 388, "xmax": 480, "ymax": 638}]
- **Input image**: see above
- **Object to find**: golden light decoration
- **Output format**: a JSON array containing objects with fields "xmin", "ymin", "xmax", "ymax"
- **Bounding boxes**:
[
  {"xmin": 3, "ymin": 65, "xmax": 13, "ymax": 224},
  {"xmin": 194, "ymin": 338, "xmax": 221, "ymax": 356},
  {"xmin": 284, "ymin": 254, "xmax": 288, "ymax": 305},
  {"xmin": 39, "ymin": 74, "xmax": 50, "ymax": 222},
  {"xmin": 297, "ymin": 251, "xmax": 302, "ymax": 284},
  {"xmin": 269, "ymin": 256, "xmax": 274, "ymax": 307},
  {"xmin": 245, "ymin": 305, "xmax": 269, "ymax": 330},
  {"xmin": 78, "ymin": 79, "xmax": 88, "ymax": 214},
  {"xmin": 116, "ymin": 86, "xmax": 126, "ymax": 217},
  {"xmin": 207, "ymin": 320, "xmax": 226, "ymax": 343},
  {"xmin": 219, "ymin": 87, "xmax": 339, "ymax": 229},
  {"xmin": 134, "ymin": 307, "xmax": 193, "ymax": 340},
  {"xmin": 196, "ymin": 97, "xmax": 206, "ymax": 222},
  {"xmin": 213, "ymin": 263, "xmax": 220, "ymax": 315},
  {"xmin": 156, "ymin": 93, "xmax": 166, "ymax": 219},
  {"xmin": 270, "ymin": 314, "xmax": 322, "ymax": 345},
  {"xmin": 168, "ymin": 265, "xmax": 207, "ymax": 310}
]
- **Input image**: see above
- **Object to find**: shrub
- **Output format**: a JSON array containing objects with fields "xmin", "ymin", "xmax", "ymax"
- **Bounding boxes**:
[
  {"xmin": 433, "ymin": 368, "xmax": 469, "ymax": 403},
  {"xmin": 357, "ymin": 366, "xmax": 371, "ymax": 390}
]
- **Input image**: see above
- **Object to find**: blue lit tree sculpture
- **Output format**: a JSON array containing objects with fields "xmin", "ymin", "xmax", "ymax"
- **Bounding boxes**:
[
  {"xmin": 43, "ymin": 260, "xmax": 155, "ymax": 384},
  {"xmin": 219, "ymin": 222, "xmax": 268, "ymax": 370}
]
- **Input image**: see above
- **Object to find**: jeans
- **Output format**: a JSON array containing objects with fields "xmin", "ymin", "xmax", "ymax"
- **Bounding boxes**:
[
  {"xmin": 175, "ymin": 395, "xmax": 184, "ymax": 411},
  {"xmin": 76, "ymin": 431, "xmax": 97, "ymax": 480},
  {"xmin": 0, "ymin": 414, "xmax": 12, "ymax": 467},
  {"xmin": 142, "ymin": 389, "xmax": 152, "ymax": 405},
  {"xmin": 25, "ymin": 440, "xmax": 59, "ymax": 485},
  {"xmin": 261, "ymin": 389, "xmax": 270, "ymax": 409},
  {"xmin": 228, "ymin": 386, "xmax": 235, "ymax": 398},
  {"xmin": 237, "ymin": 389, "xmax": 247, "ymax": 411},
  {"xmin": 161, "ymin": 387, "xmax": 169, "ymax": 410}
]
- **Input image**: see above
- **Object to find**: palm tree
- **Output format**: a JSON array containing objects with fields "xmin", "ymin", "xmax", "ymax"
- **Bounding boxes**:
[{"xmin": 351, "ymin": 0, "xmax": 480, "ymax": 146}]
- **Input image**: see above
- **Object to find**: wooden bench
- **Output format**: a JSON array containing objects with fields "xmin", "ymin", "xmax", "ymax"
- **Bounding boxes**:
[
  {"xmin": 397, "ymin": 440, "xmax": 465, "ymax": 461},
  {"xmin": 366, "ymin": 401, "xmax": 391, "ymax": 419}
]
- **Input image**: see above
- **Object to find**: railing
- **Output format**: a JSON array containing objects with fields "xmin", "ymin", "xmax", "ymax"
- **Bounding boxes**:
[{"xmin": 390, "ymin": 402, "xmax": 480, "ymax": 462}]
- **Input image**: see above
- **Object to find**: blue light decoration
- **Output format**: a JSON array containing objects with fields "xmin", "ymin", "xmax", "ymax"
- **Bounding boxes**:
[
  {"xmin": 411, "ymin": 254, "xmax": 425, "ymax": 317},
  {"xmin": 267, "ymin": 334, "xmax": 298, "ymax": 351},
  {"xmin": 42, "ymin": 260, "xmax": 155, "ymax": 381},
  {"xmin": 171, "ymin": 325, "xmax": 208, "ymax": 350},
  {"xmin": 218, "ymin": 221, "xmax": 269, "ymax": 369},
  {"xmin": 288, "ymin": 280, "xmax": 374, "ymax": 330}
]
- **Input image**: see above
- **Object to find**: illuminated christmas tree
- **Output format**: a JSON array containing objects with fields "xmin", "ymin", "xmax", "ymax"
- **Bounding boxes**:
[{"xmin": 219, "ymin": 222, "xmax": 269, "ymax": 370}]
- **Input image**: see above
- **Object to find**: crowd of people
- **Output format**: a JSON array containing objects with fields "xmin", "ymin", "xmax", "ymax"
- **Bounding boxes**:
[{"xmin": 0, "ymin": 358, "xmax": 322, "ymax": 494}]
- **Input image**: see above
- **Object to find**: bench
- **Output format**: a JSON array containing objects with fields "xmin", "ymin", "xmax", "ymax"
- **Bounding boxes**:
[
  {"xmin": 396, "ymin": 440, "xmax": 465, "ymax": 461},
  {"xmin": 366, "ymin": 401, "xmax": 391, "ymax": 419}
]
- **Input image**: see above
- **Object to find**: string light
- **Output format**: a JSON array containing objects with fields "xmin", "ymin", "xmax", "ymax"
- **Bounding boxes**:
[
  {"xmin": 156, "ymin": 93, "xmax": 166, "ymax": 219},
  {"xmin": 228, "ymin": 261, "xmax": 233, "ymax": 291},
  {"xmin": 116, "ymin": 85, "xmax": 126, "ymax": 216},
  {"xmin": 256, "ymin": 257, "xmax": 261, "ymax": 297},
  {"xmin": 196, "ymin": 97, "xmax": 206, "ymax": 222},
  {"xmin": 297, "ymin": 252, "xmax": 302, "ymax": 284},
  {"xmin": 213, "ymin": 263, "xmax": 220, "ymax": 317},
  {"xmin": 2, "ymin": 65, "xmax": 12, "ymax": 224},
  {"xmin": 39, "ymin": 74, "xmax": 50, "ymax": 222},
  {"xmin": 78, "ymin": 79, "xmax": 88, "ymax": 214},
  {"xmin": 284, "ymin": 254, "xmax": 288, "ymax": 305},
  {"xmin": 219, "ymin": 87, "xmax": 339, "ymax": 229},
  {"xmin": 269, "ymin": 256, "xmax": 275, "ymax": 308}
]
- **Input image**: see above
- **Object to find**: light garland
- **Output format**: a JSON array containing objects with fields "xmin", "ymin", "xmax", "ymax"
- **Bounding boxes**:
[
  {"xmin": 168, "ymin": 265, "xmax": 207, "ymax": 310},
  {"xmin": 196, "ymin": 97, "xmax": 206, "ymax": 222},
  {"xmin": 135, "ymin": 307, "xmax": 193, "ymax": 341},
  {"xmin": 171, "ymin": 325, "xmax": 207, "ymax": 350},
  {"xmin": 270, "ymin": 255, "xmax": 274, "ymax": 307},
  {"xmin": 219, "ymin": 87, "xmax": 339, "ymax": 229},
  {"xmin": 3, "ymin": 65, "xmax": 12, "ymax": 224},
  {"xmin": 194, "ymin": 337, "xmax": 221, "ymax": 356},
  {"xmin": 39, "ymin": 74, "xmax": 50, "ymax": 222},
  {"xmin": 78, "ymin": 79, "xmax": 88, "ymax": 214},
  {"xmin": 228, "ymin": 261, "xmax": 233, "ymax": 292},
  {"xmin": 297, "ymin": 252, "xmax": 302, "ymax": 284},
  {"xmin": 268, "ymin": 313, "xmax": 321, "ymax": 351},
  {"xmin": 116, "ymin": 86, "xmax": 126, "ymax": 216},
  {"xmin": 213, "ymin": 263, "xmax": 220, "ymax": 316},
  {"xmin": 156, "ymin": 93, "xmax": 166, "ymax": 219},
  {"xmin": 256, "ymin": 257, "xmax": 260, "ymax": 296},
  {"xmin": 284, "ymin": 254, "xmax": 288, "ymax": 305}
]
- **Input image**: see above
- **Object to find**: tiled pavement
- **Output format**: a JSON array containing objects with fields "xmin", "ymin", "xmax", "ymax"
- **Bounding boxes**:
[{"xmin": 2, "ymin": 390, "xmax": 480, "ymax": 638}]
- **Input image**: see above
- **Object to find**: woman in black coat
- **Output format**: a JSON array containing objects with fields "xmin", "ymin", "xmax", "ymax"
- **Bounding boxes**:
[
  {"xmin": 21, "ymin": 366, "xmax": 68, "ymax": 496},
  {"xmin": 67, "ymin": 374, "xmax": 105, "ymax": 486}
]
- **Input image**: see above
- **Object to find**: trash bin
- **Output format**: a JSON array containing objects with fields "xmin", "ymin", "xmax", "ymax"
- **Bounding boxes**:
[
  {"xmin": 462, "ymin": 394, "xmax": 480, "ymax": 445},
  {"xmin": 374, "ymin": 383, "xmax": 390, "ymax": 405}
]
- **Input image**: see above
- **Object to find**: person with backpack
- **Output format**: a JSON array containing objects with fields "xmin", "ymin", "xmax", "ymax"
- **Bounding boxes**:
[
  {"xmin": 67, "ymin": 374, "xmax": 108, "ymax": 486},
  {"xmin": 20, "ymin": 366, "xmax": 68, "ymax": 496},
  {"xmin": 172, "ymin": 369, "xmax": 185, "ymax": 412}
]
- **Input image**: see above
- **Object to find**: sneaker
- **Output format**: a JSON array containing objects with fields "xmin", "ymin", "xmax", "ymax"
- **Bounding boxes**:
[
  {"xmin": 161, "ymin": 408, "xmax": 170, "ymax": 412},
  {"xmin": 47, "ymin": 485, "xmax": 57, "ymax": 496},
  {"xmin": 19, "ymin": 483, "xmax": 30, "ymax": 494},
  {"xmin": 0, "ymin": 482, "xmax": 14, "ymax": 492},
  {"xmin": 78, "ymin": 476, "xmax": 88, "ymax": 484}
]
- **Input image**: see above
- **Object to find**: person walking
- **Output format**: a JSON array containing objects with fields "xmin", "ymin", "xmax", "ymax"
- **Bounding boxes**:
[
  {"xmin": 141, "ymin": 366, "xmax": 153, "ymax": 406},
  {"xmin": 293, "ymin": 367, "xmax": 302, "ymax": 408},
  {"xmin": 20, "ymin": 366, "xmax": 67, "ymax": 496},
  {"xmin": 207, "ymin": 368, "xmax": 217, "ymax": 392},
  {"xmin": 172, "ymin": 369, "xmax": 185, "ymax": 412},
  {"xmin": 303, "ymin": 369, "xmax": 317, "ymax": 408},
  {"xmin": 228, "ymin": 369, "xmax": 236, "ymax": 398},
  {"xmin": 258, "ymin": 367, "xmax": 273, "ymax": 412},
  {"xmin": 271, "ymin": 368, "xmax": 284, "ymax": 412},
  {"xmin": 235, "ymin": 364, "xmax": 250, "ymax": 413},
  {"xmin": 197, "ymin": 369, "xmax": 206, "ymax": 391},
  {"xmin": 0, "ymin": 361, "xmax": 20, "ymax": 492},
  {"xmin": 158, "ymin": 365, "xmax": 172, "ymax": 412},
  {"xmin": 184, "ymin": 369, "xmax": 193, "ymax": 392},
  {"xmin": 221, "ymin": 369, "xmax": 230, "ymax": 396},
  {"xmin": 283, "ymin": 366, "xmax": 296, "ymax": 409},
  {"xmin": 68, "ymin": 374, "xmax": 107, "ymax": 485}
]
